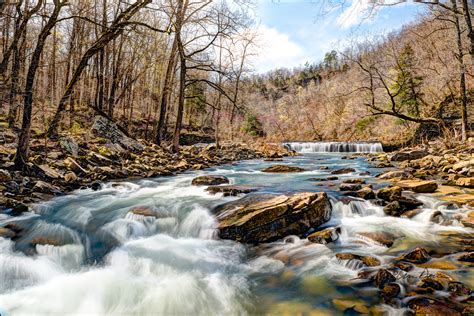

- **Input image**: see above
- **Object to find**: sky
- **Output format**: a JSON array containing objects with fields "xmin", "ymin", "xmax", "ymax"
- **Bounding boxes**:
[{"xmin": 253, "ymin": 0, "xmax": 426, "ymax": 73}]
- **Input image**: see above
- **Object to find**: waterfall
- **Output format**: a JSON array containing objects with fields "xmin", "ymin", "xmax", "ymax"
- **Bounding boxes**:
[{"xmin": 283, "ymin": 142, "xmax": 383, "ymax": 153}]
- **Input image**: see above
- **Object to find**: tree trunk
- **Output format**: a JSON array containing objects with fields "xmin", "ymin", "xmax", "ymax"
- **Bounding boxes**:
[
  {"xmin": 14, "ymin": 0, "xmax": 64, "ymax": 170},
  {"xmin": 172, "ymin": 36, "xmax": 186, "ymax": 153}
]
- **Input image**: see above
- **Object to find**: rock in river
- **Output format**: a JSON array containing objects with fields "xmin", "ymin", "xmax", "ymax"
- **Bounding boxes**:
[
  {"xmin": 262, "ymin": 165, "xmax": 305, "ymax": 173},
  {"xmin": 331, "ymin": 168, "xmax": 355, "ymax": 175},
  {"xmin": 215, "ymin": 192, "xmax": 332, "ymax": 243},
  {"xmin": 191, "ymin": 175, "xmax": 229, "ymax": 186},
  {"xmin": 397, "ymin": 180, "xmax": 438, "ymax": 193},
  {"xmin": 206, "ymin": 185, "xmax": 258, "ymax": 197}
]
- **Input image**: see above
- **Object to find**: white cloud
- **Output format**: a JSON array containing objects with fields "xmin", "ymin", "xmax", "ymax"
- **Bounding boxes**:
[
  {"xmin": 336, "ymin": 0, "xmax": 406, "ymax": 28},
  {"xmin": 252, "ymin": 25, "xmax": 311, "ymax": 73}
]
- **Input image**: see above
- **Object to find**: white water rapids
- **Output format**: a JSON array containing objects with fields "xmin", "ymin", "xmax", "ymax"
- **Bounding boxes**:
[{"xmin": 0, "ymin": 154, "xmax": 472, "ymax": 314}]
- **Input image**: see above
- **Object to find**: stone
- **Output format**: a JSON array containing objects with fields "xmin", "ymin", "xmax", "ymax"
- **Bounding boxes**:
[
  {"xmin": 418, "ymin": 277, "xmax": 444, "ymax": 291},
  {"xmin": 344, "ymin": 187, "xmax": 375, "ymax": 200},
  {"xmin": 261, "ymin": 165, "xmax": 305, "ymax": 173},
  {"xmin": 457, "ymin": 252, "xmax": 474, "ymax": 263},
  {"xmin": 37, "ymin": 164, "xmax": 61, "ymax": 179},
  {"xmin": 64, "ymin": 157, "xmax": 87, "ymax": 174},
  {"xmin": 418, "ymin": 260, "xmax": 458, "ymax": 270},
  {"xmin": 383, "ymin": 197, "xmax": 422, "ymax": 217},
  {"xmin": 383, "ymin": 201, "xmax": 403, "ymax": 217},
  {"xmin": 339, "ymin": 183, "xmax": 362, "ymax": 191},
  {"xmin": 331, "ymin": 168, "xmax": 355, "ymax": 175},
  {"xmin": 357, "ymin": 231, "xmax": 398, "ymax": 247},
  {"xmin": 407, "ymin": 297, "xmax": 461, "ymax": 316},
  {"xmin": 452, "ymin": 160, "xmax": 474, "ymax": 172},
  {"xmin": 216, "ymin": 192, "xmax": 332, "ymax": 243},
  {"xmin": 32, "ymin": 181, "xmax": 61, "ymax": 195},
  {"xmin": 391, "ymin": 150, "xmax": 428, "ymax": 162},
  {"xmin": 59, "ymin": 136, "xmax": 79, "ymax": 157},
  {"xmin": 308, "ymin": 227, "xmax": 341, "ymax": 244},
  {"xmin": 0, "ymin": 169, "xmax": 12, "ymax": 182},
  {"xmin": 31, "ymin": 236, "xmax": 66, "ymax": 247},
  {"xmin": 64, "ymin": 172, "xmax": 78, "ymax": 183},
  {"xmin": 455, "ymin": 177, "xmax": 474, "ymax": 188},
  {"xmin": 461, "ymin": 216, "xmax": 474, "ymax": 228},
  {"xmin": 376, "ymin": 186, "xmax": 402, "ymax": 201},
  {"xmin": 206, "ymin": 185, "xmax": 258, "ymax": 197},
  {"xmin": 129, "ymin": 206, "xmax": 155, "ymax": 217},
  {"xmin": 399, "ymin": 247, "xmax": 431, "ymax": 263},
  {"xmin": 397, "ymin": 180, "xmax": 438, "ymax": 193},
  {"xmin": 361, "ymin": 256, "xmax": 381, "ymax": 267},
  {"xmin": 448, "ymin": 282, "xmax": 471, "ymax": 296},
  {"xmin": 191, "ymin": 175, "xmax": 229, "ymax": 186},
  {"xmin": 381, "ymin": 283, "xmax": 401, "ymax": 299},
  {"xmin": 309, "ymin": 176, "xmax": 338, "ymax": 181},
  {"xmin": 377, "ymin": 170, "xmax": 411, "ymax": 180},
  {"xmin": 0, "ymin": 227, "xmax": 15, "ymax": 239},
  {"xmin": 332, "ymin": 298, "xmax": 369, "ymax": 314},
  {"xmin": 90, "ymin": 116, "xmax": 144, "ymax": 152},
  {"xmin": 373, "ymin": 269, "xmax": 396, "ymax": 289},
  {"xmin": 343, "ymin": 179, "xmax": 366, "ymax": 184}
]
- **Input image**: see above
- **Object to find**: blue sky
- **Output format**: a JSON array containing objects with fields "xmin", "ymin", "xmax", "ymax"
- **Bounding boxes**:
[{"xmin": 253, "ymin": 0, "xmax": 426, "ymax": 72}]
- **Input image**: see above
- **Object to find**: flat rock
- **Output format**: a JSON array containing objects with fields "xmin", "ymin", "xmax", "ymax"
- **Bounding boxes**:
[
  {"xmin": 397, "ymin": 180, "xmax": 438, "ymax": 193},
  {"xmin": 343, "ymin": 179, "xmax": 366, "ymax": 184},
  {"xmin": 377, "ymin": 170, "xmax": 410, "ymax": 180},
  {"xmin": 339, "ymin": 183, "xmax": 362, "ymax": 191},
  {"xmin": 407, "ymin": 297, "xmax": 461, "ymax": 316},
  {"xmin": 376, "ymin": 186, "xmax": 402, "ymax": 201},
  {"xmin": 191, "ymin": 175, "xmax": 229, "ymax": 186},
  {"xmin": 357, "ymin": 231, "xmax": 399, "ymax": 247},
  {"xmin": 262, "ymin": 165, "xmax": 305, "ymax": 173},
  {"xmin": 308, "ymin": 227, "xmax": 341, "ymax": 244},
  {"xmin": 37, "ymin": 164, "xmax": 62, "ymax": 179},
  {"xmin": 344, "ymin": 186, "xmax": 375, "ymax": 200},
  {"xmin": 206, "ymin": 185, "xmax": 258, "ymax": 197},
  {"xmin": 216, "ymin": 192, "xmax": 332, "ymax": 243}
]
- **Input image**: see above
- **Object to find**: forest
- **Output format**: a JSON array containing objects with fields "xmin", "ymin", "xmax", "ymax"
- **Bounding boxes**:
[{"xmin": 0, "ymin": 1, "xmax": 473, "ymax": 315}]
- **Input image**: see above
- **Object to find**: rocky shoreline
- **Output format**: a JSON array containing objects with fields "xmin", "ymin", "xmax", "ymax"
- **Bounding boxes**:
[{"xmin": 0, "ymin": 116, "xmax": 294, "ymax": 214}]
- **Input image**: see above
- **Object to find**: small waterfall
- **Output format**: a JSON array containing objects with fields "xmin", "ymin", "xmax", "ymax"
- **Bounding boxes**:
[{"xmin": 283, "ymin": 142, "xmax": 383, "ymax": 153}]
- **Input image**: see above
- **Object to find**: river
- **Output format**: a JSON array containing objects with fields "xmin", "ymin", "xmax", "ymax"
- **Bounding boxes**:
[{"xmin": 0, "ymin": 145, "xmax": 472, "ymax": 315}]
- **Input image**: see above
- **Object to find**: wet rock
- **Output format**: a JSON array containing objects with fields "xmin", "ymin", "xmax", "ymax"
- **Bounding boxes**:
[
  {"xmin": 407, "ymin": 296, "xmax": 461, "ymax": 316},
  {"xmin": 456, "ymin": 177, "xmax": 474, "ymax": 188},
  {"xmin": 357, "ymin": 231, "xmax": 398, "ymax": 247},
  {"xmin": 372, "ymin": 162, "xmax": 394, "ymax": 168},
  {"xmin": 393, "ymin": 261, "xmax": 414, "ymax": 272},
  {"xmin": 89, "ymin": 182, "xmax": 102, "ymax": 191},
  {"xmin": 90, "ymin": 116, "xmax": 144, "ymax": 152},
  {"xmin": 339, "ymin": 183, "xmax": 362, "ymax": 191},
  {"xmin": 418, "ymin": 277, "xmax": 444, "ymax": 291},
  {"xmin": 397, "ymin": 180, "xmax": 438, "ymax": 193},
  {"xmin": 376, "ymin": 186, "xmax": 402, "ymax": 202},
  {"xmin": 31, "ymin": 236, "xmax": 66, "ymax": 247},
  {"xmin": 391, "ymin": 150, "xmax": 428, "ymax": 162},
  {"xmin": 448, "ymin": 282, "xmax": 471, "ymax": 296},
  {"xmin": 381, "ymin": 282, "xmax": 401, "ymax": 299},
  {"xmin": 418, "ymin": 259, "xmax": 458, "ymax": 270},
  {"xmin": 457, "ymin": 252, "xmax": 474, "ymax": 263},
  {"xmin": 332, "ymin": 298, "xmax": 370, "ymax": 314},
  {"xmin": 261, "ymin": 165, "xmax": 305, "ymax": 173},
  {"xmin": 383, "ymin": 197, "xmax": 422, "ymax": 217},
  {"xmin": 308, "ymin": 176, "xmax": 338, "ymax": 181},
  {"xmin": 461, "ymin": 216, "xmax": 474, "ymax": 228},
  {"xmin": 216, "ymin": 192, "xmax": 332, "ymax": 243},
  {"xmin": 308, "ymin": 226, "xmax": 341, "ymax": 244},
  {"xmin": 344, "ymin": 186, "xmax": 375, "ymax": 200},
  {"xmin": 319, "ymin": 166, "xmax": 329, "ymax": 170},
  {"xmin": 359, "ymin": 171, "xmax": 370, "ymax": 176},
  {"xmin": 0, "ymin": 169, "xmax": 12, "ymax": 182},
  {"xmin": 191, "ymin": 175, "xmax": 229, "ymax": 186},
  {"xmin": 59, "ymin": 136, "xmax": 79, "ymax": 157},
  {"xmin": 206, "ymin": 185, "xmax": 258, "ymax": 197},
  {"xmin": 8, "ymin": 203, "xmax": 28, "ymax": 216},
  {"xmin": 331, "ymin": 168, "xmax": 355, "ymax": 175},
  {"xmin": 361, "ymin": 256, "xmax": 381, "ymax": 267},
  {"xmin": 399, "ymin": 247, "xmax": 431, "ymax": 263},
  {"xmin": 0, "ymin": 227, "xmax": 15, "ymax": 239},
  {"xmin": 374, "ymin": 269, "xmax": 396, "ymax": 289}
]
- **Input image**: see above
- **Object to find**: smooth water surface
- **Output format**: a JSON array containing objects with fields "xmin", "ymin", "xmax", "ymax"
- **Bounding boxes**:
[{"xmin": 0, "ymin": 153, "xmax": 472, "ymax": 314}]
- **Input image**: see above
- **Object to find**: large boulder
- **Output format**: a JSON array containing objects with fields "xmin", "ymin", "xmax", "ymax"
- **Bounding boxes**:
[
  {"xmin": 216, "ymin": 192, "xmax": 332, "ymax": 243},
  {"xmin": 59, "ymin": 136, "xmax": 79, "ymax": 157},
  {"xmin": 262, "ymin": 165, "xmax": 305, "ymax": 173},
  {"xmin": 376, "ymin": 186, "xmax": 402, "ymax": 201},
  {"xmin": 391, "ymin": 150, "xmax": 428, "ymax": 162},
  {"xmin": 191, "ymin": 175, "xmax": 229, "ymax": 186},
  {"xmin": 90, "ymin": 116, "xmax": 144, "ymax": 152},
  {"xmin": 377, "ymin": 170, "xmax": 411, "ymax": 180}
]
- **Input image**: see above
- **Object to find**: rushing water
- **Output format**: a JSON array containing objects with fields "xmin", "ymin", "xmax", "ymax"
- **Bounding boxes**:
[
  {"xmin": 0, "ymin": 153, "xmax": 472, "ymax": 315},
  {"xmin": 283, "ymin": 141, "xmax": 384, "ymax": 153}
]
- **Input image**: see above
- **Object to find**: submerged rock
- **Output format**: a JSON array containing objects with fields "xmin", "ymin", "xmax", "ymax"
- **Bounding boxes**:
[
  {"xmin": 206, "ymin": 185, "xmax": 257, "ymax": 197},
  {"xmin": 407, "ymin": 296, "xmax": 461, "ymax": 316},
  {"xmin": 357, "ymin": 231, "xmax": 398, "ymax": 247},
  {"xmin": 262, "ymin": 165, "xmax": 305, "ymax": 173},
  {"xmin": 216, "ymin": 192, "xmax": 332, "ymax": 243},
  {"xmin": 191, "ymin": 175, "xmax": 229, "ymax": 186}
]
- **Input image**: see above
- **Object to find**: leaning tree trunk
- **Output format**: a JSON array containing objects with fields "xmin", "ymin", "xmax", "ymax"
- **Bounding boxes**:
[{"xmin": 14, "ymin": 0, "xmax": 64, "ymax": 170}]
